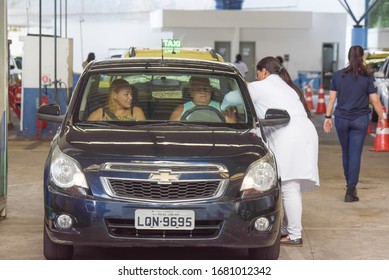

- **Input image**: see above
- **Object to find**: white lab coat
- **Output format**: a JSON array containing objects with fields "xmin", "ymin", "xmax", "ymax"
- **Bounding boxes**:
[{"xmin": 248, "ymin": 75, "xmax": 319, "ymax": 192}]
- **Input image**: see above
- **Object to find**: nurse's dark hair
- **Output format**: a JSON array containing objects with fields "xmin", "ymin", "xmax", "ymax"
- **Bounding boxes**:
[
  {"xmin": 256, "ymin": 56, "xmax": 311, "ymax": 118},
  {"xmin": 343, "ymin": 45, "xmax": 369, "ymax": 77}
]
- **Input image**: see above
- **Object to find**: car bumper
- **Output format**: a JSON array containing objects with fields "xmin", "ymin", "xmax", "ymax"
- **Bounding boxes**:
[{"xmin": 45, "ymin": 187, "xmax": 281, "ymax": 249}]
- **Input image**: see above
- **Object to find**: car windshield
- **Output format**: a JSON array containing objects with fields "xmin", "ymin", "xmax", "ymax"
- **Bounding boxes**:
[{"xmin": 76, "ymin": 72, "xmax": 250, "ymax": 126}]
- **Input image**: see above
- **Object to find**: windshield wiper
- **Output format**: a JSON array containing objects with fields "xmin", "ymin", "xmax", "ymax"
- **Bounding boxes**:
[
  {"xmin": 127, "ymin": 121, "xmax": 215, "ymax": 129},
  {"xmin": 75, "ymin": 121, "xmax": 120, "ymax": 128},
  {"xmin": 150, "ymin": 121, "xmax": 203, "ymax": 127}
]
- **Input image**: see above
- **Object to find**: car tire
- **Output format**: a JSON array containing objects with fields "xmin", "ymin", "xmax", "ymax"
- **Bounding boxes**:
[
  {"xmin": 248, "ymin": 231, "xmax": 281, "ymax": 260},
  {"xmin": 43, "ymin": 226, "xmax": 74, "ymax": 260}
]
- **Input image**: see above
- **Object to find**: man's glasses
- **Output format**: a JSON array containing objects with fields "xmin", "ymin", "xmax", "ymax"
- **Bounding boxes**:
[{"xmin": 190, "ymin": 87, "xmax": 212, "ymax": 93}]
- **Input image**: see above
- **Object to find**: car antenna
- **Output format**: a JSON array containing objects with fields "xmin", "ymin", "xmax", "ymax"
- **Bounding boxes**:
[{"xmin": 161, "ymin": 39, "xmax": 164, "ymax": 63}]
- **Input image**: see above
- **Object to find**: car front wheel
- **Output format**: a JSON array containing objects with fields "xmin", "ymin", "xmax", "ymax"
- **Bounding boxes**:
[{"xmin": 43, "ymin": 226, "xmax": 74, "ymax": 260}]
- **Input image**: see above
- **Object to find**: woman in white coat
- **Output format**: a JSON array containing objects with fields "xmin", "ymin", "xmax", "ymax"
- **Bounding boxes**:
[{"xmin": 247, "ymin": 57, "xmax": 319, "ymax": 246}]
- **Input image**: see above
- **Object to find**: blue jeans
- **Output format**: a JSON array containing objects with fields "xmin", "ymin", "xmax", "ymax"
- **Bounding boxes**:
[{"xmin": 335, "ymin": 114, "xmax": 369, "ymax": 189}]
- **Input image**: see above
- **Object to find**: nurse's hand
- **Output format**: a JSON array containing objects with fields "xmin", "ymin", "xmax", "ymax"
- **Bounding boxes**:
[
  {"xmin": 323, "ymin": 118, "xmax": 332, "ymax": 133},
  {"xmin": 379, "ymin": 116, "xmax": 386, "ymax": 130},
  {"xmin": 223, "ymin": 108, "xmax": 237, "ymax": 123}
]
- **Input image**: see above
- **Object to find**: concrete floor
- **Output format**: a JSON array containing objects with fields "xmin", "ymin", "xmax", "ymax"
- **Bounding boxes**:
[{"xmin": 1, "ymin": 113, "xmax": 389, "ymax": 260}]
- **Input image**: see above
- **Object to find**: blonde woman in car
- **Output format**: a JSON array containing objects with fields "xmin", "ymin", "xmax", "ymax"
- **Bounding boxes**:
[{"xmin": 88, "ymin": 78, "xmax": 145, "ymax": 121}]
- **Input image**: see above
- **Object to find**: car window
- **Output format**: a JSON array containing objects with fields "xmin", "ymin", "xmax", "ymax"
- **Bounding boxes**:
[{"xmin": 77, "ymin": 72, "xmax": 248, "ymax": 124}]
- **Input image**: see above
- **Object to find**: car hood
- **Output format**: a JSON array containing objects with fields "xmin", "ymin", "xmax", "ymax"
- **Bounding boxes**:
[{"xmin": 59, "ymin": 124, "xmax": 268, "ymax": 160}]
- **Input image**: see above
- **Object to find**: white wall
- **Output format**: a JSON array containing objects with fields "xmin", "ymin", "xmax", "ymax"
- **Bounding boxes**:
[
  {"xmin": 368, "ymin": 28, "xmax": 389, "ymax": 50},
  {"xmin": 20, "ymin": 36, "xmax": 73, "ymax": 88},
  {"xmin": 150, "ymin": 10, "xmax": 347, "ymax": 80},
  {"xmin": 65, "ymin": 18, "xmax": 172, "ymax": 73},
  {"xmin": 8, "ymin": 0, "xmax": 373, "ymax": 75},
  {"xmin": 244, "ymin": 12, "xmax": 347, "ymax": 78},
  {"xmin": 10, "ymin": 9, "xmax": 348, "ymax": 80}
]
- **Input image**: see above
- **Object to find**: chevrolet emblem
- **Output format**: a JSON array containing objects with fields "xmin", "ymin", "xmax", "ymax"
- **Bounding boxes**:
[{"xmin": 149, "ymin": 171, "xmax": 180, "ymax": 184}]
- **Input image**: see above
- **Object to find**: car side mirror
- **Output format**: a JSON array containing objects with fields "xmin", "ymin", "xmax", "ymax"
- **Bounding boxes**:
[
  {"xmin": 260, "ymin": 109, "xmax": 290, "ymax": 127},
  {"xmin": 36, "ymin": 104, "xmax": 64, "ymax": 123},
  {"xmin": 374, "ymin": 71, "xmax": 385, "ymax": 78}
]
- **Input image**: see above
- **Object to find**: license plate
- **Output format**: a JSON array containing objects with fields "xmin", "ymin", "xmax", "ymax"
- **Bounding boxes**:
[{"xmin": 135, "ymin": 209, "xmax": 195, "ymax": 230}]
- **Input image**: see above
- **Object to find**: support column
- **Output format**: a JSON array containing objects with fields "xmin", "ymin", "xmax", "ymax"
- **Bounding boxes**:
[
  {"xmin": 0, "ymin": 0, "xmax": 8, "ymax": 219},
  {"xmin": 352, "ymin": 25, "xmax": 366, "ymax": 47},
  {"xmin": 231, "ymin": 27, "xmax": 240, "ymax": 62}
]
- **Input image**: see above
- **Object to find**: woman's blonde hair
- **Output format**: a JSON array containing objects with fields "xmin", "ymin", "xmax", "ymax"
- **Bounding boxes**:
[{"xmin": 106, "ymin": 78, "xmax": 137, "ymax": 114}]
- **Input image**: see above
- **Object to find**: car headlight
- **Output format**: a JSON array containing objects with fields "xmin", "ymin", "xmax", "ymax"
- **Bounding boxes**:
[
  {"xmin": 240, "ymin": 153, "xmax": 277, "ymax": 193},
  {"xmin": 50, "ymin": 146, "xmax": 88, "ymax": 190}
]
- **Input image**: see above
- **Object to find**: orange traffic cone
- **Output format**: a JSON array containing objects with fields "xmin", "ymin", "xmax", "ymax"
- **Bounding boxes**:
[
  {"xmin": 305, "ymin": 85, "xmax": 314, "ymax": 111},
  {"xmin": 371, "ymin": 106, "xmax": 389, "ymax": 152},
  {"xmin": 315, "ymin": 85, "xmax": 326, "ymax": 114}
]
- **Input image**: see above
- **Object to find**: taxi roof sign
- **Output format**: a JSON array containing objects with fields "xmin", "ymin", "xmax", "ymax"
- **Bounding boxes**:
[
  {"xmin": 162, "ymin": 39, "xmax": 181, "ymax": 49},
  {"xmin": 123, "ymin": 46, "xmax": 224, "ymax": 62}
]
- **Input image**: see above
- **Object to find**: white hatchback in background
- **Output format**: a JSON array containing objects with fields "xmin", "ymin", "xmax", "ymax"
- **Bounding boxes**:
[{"xmin": 374, "ymin": 57, "xmax": 389, "ymax": 119}]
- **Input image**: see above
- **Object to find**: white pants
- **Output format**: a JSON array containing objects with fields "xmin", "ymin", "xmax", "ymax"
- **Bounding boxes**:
[{"xmin": 281, "ymin": 179, "xmax": 302, "ymax": 240}]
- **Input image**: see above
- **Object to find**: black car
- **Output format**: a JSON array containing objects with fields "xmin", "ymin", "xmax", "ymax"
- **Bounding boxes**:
[{"xmin": 37, "ymin": 49, "xmax": 290, "ymax": 260}]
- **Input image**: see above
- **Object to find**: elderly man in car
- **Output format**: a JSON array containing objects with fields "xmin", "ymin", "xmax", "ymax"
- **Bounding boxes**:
[{"xmin": 169, "ymin": 76, "xmax": 236, "ymax": 123}]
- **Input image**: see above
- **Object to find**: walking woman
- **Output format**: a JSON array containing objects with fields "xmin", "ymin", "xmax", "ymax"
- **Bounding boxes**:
[
  {"xmin": 323, "ymin": 45, "xmax": 385, "ymax": 202},
  {"xmin": 248, "ymin": 57, "xmax": 319, "ymax": 246},
  {"xmin": 233, "ymin": 54, "xmax": 249, "ymax": 78}
]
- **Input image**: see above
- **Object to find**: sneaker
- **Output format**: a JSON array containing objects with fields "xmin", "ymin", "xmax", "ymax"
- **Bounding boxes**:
[
  {"xmin": 280, "ymin": 236, "xmax": 303, "ymax": 246},
  {"xmin": 345, "ymin": 189, "xmax": 359, "ymax": 202}
]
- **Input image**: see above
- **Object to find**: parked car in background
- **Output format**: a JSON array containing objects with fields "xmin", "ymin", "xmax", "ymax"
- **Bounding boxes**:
[
  {"xmin": 373, "ymin": 57, "xmax": 389, "ymax": 121},
  {"xmin": 364, "ymin": 50, "xmax": 389, "ymax": 74},
  {"xmin": 37, "ymin": 46, "xmax": 290, "ymax": 260},
  {"xmin": 14, "ymin": 56, "xmax": 22, "ymax": 71}
]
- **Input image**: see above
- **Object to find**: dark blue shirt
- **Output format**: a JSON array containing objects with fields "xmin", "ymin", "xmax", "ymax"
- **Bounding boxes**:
[{"xmin": 330, "ymin": 70, "xmax": 377, "ymax": 120}]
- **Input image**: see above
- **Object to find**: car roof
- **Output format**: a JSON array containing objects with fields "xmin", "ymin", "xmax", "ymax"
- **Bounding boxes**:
[
  {"xmin": 122, "ymin": 47, "xmax": 225, "ymax": 62},
  {"xmin": 86, "ymin": 57, "xmax": 239, "ymax": 75}
]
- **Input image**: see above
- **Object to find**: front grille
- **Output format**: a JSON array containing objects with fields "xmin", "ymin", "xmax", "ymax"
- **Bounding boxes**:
[
  {"xmin": 105, "ymin": 218, "xmax": 223, "ymax": 239},
  {"xmin": 107, "ymin": 179, "xmax": 221, "ymax": 200},
  {"xmin": 103, "ymin": 163, "xmax": 225, "ymax": 173},
  {"xmin": 100, "ymin": 161, "xmax": 229, "ymax": 202}
]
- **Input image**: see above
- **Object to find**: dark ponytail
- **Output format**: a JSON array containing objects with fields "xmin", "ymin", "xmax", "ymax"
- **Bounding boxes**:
[
  {"xmin": 344, "ymin": 45, "xmax": 369, "ymax": 77},
  {"xmin": 256, "ymin": 56, "xmax": 312, "ymax": 118}
]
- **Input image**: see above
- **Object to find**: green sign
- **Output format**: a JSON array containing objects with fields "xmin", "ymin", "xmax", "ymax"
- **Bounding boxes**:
[{"xmin": 162, "ymin": 39, "xmax": 182, "ymax": 49}]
